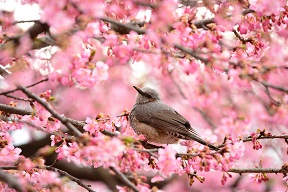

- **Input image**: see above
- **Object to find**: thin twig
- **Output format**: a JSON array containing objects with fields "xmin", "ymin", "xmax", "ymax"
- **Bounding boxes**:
[
  {"xmin": 18, "ymin": 86, "xmax": 82, "ymax": 137},
  {"xmin": 109, "ymin": 166, "xmax": 139, "ymax": 192},
  {"xmin": 0, "ymin": 78, "xmax": 48, "ymax": 96},
  {"xmin": 192, "ymin": 107, "xmax": 217, "ymax": 129},
  {"xmin": 242, "ymin": 135, "xmax": 288, "ymax": 142},
  {"xmin": 45, "ymin": 166, "xmax": 97, "ymax": 192},
  {"xmin": 4, "ymin": 94, "xmax": 33, "ymax": 102},
  {"xmin": 264, "ymin": 86, "xmax": 281, "ymax": 106},
  {"xmin": 168, "ymin": 71, "xmax": 188, "ymax": 100},
  {"xmin": 177, "ymin": 149, "xmax": 222, "ymax": 157},
  {"xmin": 20, "ymin": 120, "xmax": 80, "ymax": 143},
  {"xmin": 132, "ymin": 147, "xmax": 159, "ymax": 157},
  {"xmin": 260, "ymin": 81, "xmax": 288, "ymax": 93},
  {"xmin": 174, "ymin": 44, "xmax": 209, "ymax": 63},
  {"xmin": 12, "ymin": 20, "xmax": 39, "ymax": 24},
  {"xmin": 228, "ymin": 168, "xmax": 288, "ymax": 174},
  {"xmin": 0, "ymin": 166, "xmax": 96, "ymax": 192}
]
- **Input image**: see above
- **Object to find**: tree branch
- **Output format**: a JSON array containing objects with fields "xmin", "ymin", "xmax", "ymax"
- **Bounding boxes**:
[
  {"xmin": 45, "ymin": 166, "xmax": 97, "ymax": 192},
  {"xmin": 0, "ymin": 78, "xmax": 48, "ymax": 96},
  {"xmin": 0, "ymin": 103, "xmax": 31, "ymax": 116},
  {"xmin": 174, "ymin": 44, "xmax": 209, "ymax": 63},
  {"xmin": 18, "ymin": 86, "xmax": 82, "ymax": 137},
  {"xmin": 242, "ymin": 135, "xmax": 288, "ymax": 142},
  {"xmin": 1, "ymin": 166, "xmax": 96, "ymax": 192},
  {"xmin": 109, "ymin": 166, "xmax": 140, "ymax": 192},
  {"xmin": 259, "ymin": 81, "xmax": 288, "ymax": 94},
  {"xmin": 228, "ymin": 168, "xmax": 288, "ymax": 174},
  {"xmin": 100, "ymin": 17, "xmax": 146, "ymax": 35},
  {"xmin": 0, "ymin": 169, "xmax": 24, "ymax": 192},
  {"xmin": 0, "ymin": 103, "xmax": 118, "ymax": 137}
]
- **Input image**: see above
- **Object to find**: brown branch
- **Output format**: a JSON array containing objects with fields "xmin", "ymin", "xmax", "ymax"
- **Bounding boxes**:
[
  {"xmin": 0, "ymin": 103, "xmax": 31, "ymax": 116},
  {"xmin": 193, "ymin": 9, "xmax": 254, "ymax": 29},
  {"xmin": 45, "ymin": 166, "xmax": 97, "ymax": 192},
  {"xmin": 264, "ymin": 86, "xmax": 281, "ymax": 106},
  {"xmin": 109, "ymin": 166, "xmax": 139, "ymax": 192},
  {"xmin": 260, "ymin": 81, "xmax": 288, "ymax": 94},
  {"xmin": 12, "ymin": 20, "xmax": 40, "ymax": 25},
  {"xmin": 168, "ymin": 71, "xmax": 188, "ymax": 100},
  {"xmin": 20, "ymin": 120, "xmax": 80, "ymax": 143},
  {"xmin": 0, "ymin": 78, "xmax": 48, "ymax": 95},
  {"xmin": 194, "ymin": 18, "xmax": 215, "ymax": 28},
  {"xmin": 100, "ymin": 8, "xmax": 254, "ymax": 36},
  {"xmin": 1, "ymin": 22, "xmax": 50, "ymax": 54},
  {"xmin": 0, "ymin": 103, "xmax": 118, "ymax": 138},
  {"xmin": 4, "ymin": 94, "xmax": 33, "ymax": 102},
  {"xmin": 1, "ymin": 166, "xmax": 96, "ymax": 192},
  {"xmin": 26, "ymin": 22, "xmax": 49, "ymax": 39},
  {"xmin": 177, "ymin": 149, "xmax": 224, "ymax": 157},
  {"xmin": 100, "ymin": 17, "xmax": 146, "ymax": 35},
  {"xmin": 228, "ymin": 168, "xmax": 288, "ymax": 174},
  {"xmin": 18, "ymin": 86, "xmax": 82, "ymax": 137},
  {"xmin": 174, "ymin": 44, "xmax": 209, "ymax": 63},
  {"xmin": 232, "ymin": 29, "xmax": 254, "ymax": 44},
  {"xmin": 242, "ymin": 135, "xmax": 288, "ymax": 142},
  {"xmin": 0, "ymin": 169, "xmax": 24, "ymax": 192},
  {"xmin": 192, "ymin": 107, "xmax": 217, "ymax": 129}
]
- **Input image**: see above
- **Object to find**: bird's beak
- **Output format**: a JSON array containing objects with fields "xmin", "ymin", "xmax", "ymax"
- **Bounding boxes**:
[{"xmin": 133, "ymin": 86, "xmax": 144, "ymax": 95}]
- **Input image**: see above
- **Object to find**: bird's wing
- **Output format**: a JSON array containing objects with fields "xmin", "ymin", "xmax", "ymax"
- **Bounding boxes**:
[
  {"xmin": 132, "ymin": 102, "xmax": 201, "ymax": 140},
  {"xmin": 132, "ymin": 102, "xmax": 220, "ymax": 150}
]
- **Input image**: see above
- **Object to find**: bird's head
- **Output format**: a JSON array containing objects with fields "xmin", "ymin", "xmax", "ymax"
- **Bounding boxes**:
[{"xmin": 133, "ymin": 86, "xmax": 160, "ymax": 104}]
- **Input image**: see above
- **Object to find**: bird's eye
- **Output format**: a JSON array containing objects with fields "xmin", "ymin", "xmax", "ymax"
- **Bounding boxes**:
[{"xmin": 146, "ymin": 93, "xmax": 152, "ymax": 98}]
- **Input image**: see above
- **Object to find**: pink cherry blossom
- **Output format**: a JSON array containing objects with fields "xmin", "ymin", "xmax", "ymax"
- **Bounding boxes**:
[{"xmin": 157, "ymin": 145, "xmax": 182, "ymax": 177}]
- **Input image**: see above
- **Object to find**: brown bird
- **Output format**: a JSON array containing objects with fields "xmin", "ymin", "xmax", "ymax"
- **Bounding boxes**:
[{"xmin": 129, "ymin": 86, "xmax": 219, "ymax": 150}]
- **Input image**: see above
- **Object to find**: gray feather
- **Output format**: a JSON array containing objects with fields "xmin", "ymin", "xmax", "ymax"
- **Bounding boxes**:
[{"xmin": 130, "ymin": 86, "xmax": 219, "ymax": 150}]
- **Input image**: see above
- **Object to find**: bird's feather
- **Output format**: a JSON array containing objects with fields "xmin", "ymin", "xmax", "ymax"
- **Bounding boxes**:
[
  {"xmin": 130, "ymin": 87, "xmax": 219, "ymax": 150},
  {"xmin": 131, "ymin": 101, "xmax": 217, "ymax": 149}
]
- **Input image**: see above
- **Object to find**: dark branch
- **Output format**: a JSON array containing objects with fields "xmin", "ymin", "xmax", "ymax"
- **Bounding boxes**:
[
  {"xmin": 0, "ymin": 103, "xmax": 31, "ymax": 116},
  {"xmin": 174, "ymin": 44, "xmax": 209, "ymax": 63},
  {"xmin": 109, "ymin": 166, "xmax": 139, "ymax": 192},
  {"xmin": 1, "ymin": 166, "xmax": 96, "ymax": 192},
  {"xmin": 0, "ymin": 103, "xmax": 118, "ymax": 137},
  {"xmin": 100, "ymin": 17, "xmax": 146, "ymax": 35},
  {"xmin": 243, "ymin": 135, "xmax": 288, "ymax": 142},
  {"xmin": 26, "ymin": 22, "xmax": 49, "ymax": 39},
  {"xmin": 0, "ymin": 78, "xmax": 48, "ymax": 96},
  {"xmin": 18, "ymin": 86, "xmax": 82, "ymax": 136},
  {"xmin": 194, "ymin": 18, "xmax": 215, "ymax": 28},
  {"xmin": 228, "ymin": 168, "xmax": 288, "ymax": 174},
  {"xmin": 0, "ymin": 169, "xmax": 24, "ymax": 192},
  {"xmin": 260, "ymin": 81, "xmax": 288, "ymax": 93},
  {"xmin": 45, "ymin": 166, "xmax": 97, "ymax": 192}
]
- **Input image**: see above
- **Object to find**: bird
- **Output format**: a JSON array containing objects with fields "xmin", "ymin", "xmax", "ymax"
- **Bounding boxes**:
[{"xmin": 129, "ymin": 86, "xmax": 219, "ymax": 151}]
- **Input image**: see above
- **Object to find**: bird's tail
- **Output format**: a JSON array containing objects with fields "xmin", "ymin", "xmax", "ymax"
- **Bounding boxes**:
[{"xmin": 188, "ymin": 134, "xmax": 220, "ymax": 151}]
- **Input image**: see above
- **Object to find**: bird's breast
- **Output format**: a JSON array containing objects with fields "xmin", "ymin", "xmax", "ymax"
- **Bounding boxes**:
[{"xmin": 130, "ymin": 115, "xmax": 179, "ymax": 144}]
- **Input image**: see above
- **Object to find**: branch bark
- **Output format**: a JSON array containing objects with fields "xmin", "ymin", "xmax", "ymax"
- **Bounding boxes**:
[
  {"xmin": 109, "ymin": 166, "xmax": 140, "ymax": 192},
  {"xmin": 18, "ymin": 85, "xmax": 82, "ymax": 137},
  {"xmin": 0, "ymin": 169, "xmax": 24, "ymax": 192},
  {"xmin": 228, "ymin": 168, "xmax": 288, "ymax": 174}
]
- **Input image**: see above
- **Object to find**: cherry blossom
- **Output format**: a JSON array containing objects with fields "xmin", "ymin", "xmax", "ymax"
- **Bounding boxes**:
[{"xmin": 0, "ymin": 0, "xmax": 288, "ymax": 191}]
